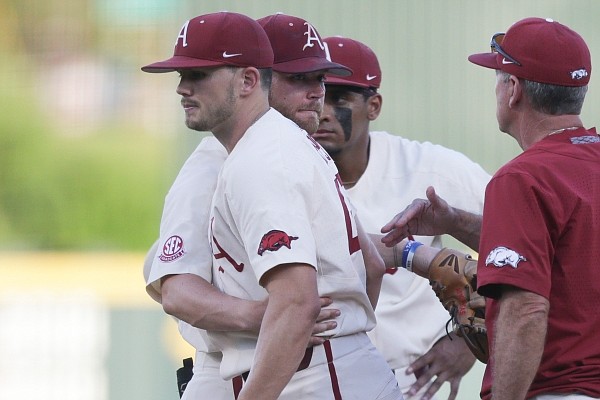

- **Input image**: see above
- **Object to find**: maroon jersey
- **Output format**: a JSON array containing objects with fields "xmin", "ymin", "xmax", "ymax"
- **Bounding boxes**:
[{"xmin": 478, "ymin": 128, "xmax": 600, "ymax": 399}]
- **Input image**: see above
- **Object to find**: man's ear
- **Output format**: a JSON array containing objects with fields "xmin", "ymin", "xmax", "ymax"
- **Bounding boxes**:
[
  {"xmin": 508, "ymin": 75, "xmax": 522, "ymax": 109},
  {"xmin": 367, "ymin": 93, "xmax": 383, "ymax": 121},
  {"xmin": 240, "ymin": 67, "xmax": 261, "ymax": 96}
]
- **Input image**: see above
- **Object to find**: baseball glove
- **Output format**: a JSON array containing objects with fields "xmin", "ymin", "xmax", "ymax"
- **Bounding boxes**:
[{"xmin": 428, "ymin": 248, "xmax": 489, "ymax": 363}]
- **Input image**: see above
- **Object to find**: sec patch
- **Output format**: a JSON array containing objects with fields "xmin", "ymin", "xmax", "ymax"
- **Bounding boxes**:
[{"xmin": 159, "ymin": 235, "xmax": 185, "ymax": 262}]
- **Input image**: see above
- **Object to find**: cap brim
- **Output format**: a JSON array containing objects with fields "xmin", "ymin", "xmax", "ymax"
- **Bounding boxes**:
[
  {"xmin": 324, "ymin": 75, "xmax": 371, "ymax": 89},
  {"xmin": 468, "ymin": 52, "xmax": 499, "ymax": 70},
  {"xmin": 141, "ymin": 56, "xmax": 226, "ymax": 73},
  {"xmin": 273, "ymin": 57, "xmax": 352, "ymax": 76}
]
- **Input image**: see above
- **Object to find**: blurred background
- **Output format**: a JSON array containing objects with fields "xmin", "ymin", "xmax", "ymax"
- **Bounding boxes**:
[{"xmin": 1, "ymin": 0, "xmax": 598, "ymax": 399}]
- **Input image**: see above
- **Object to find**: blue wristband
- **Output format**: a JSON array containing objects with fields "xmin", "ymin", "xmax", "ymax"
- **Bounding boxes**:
[{"xmin": 401, "ymin": 240, "xmax": 423, "ymax": 272}]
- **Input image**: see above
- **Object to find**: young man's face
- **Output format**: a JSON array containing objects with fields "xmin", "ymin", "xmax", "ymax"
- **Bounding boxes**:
[
  {"xmin": 313, "ymin": 85, "xmax": 373, "ymax": 156},
  {"xmin": 269, "ymin": 71, "xmax": 326, "ymax": 134},
  {"xmin": 176, "ymin": 67, "xmax": 238, "ymax": 132}
]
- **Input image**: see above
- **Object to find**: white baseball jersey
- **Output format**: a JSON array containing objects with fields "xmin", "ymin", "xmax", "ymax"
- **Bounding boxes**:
[
  {"xmin": 346, "ymin": 131, "xmax": 490, "ymax": 383},
  {"xmin": 208, "ymin": 108, "xmax": 378, "ymax": 381},
  {"xmin": 144, "ymin": 136, "xmax": 233, "ymax": 397}
]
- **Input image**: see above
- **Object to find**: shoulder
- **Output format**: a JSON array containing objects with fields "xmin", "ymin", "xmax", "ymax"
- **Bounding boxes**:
[
  {"xmin": 224, "ymin": 111, "xmax": 317, "ymax": 184},
  {"xmin": 196, "ymin": 135, "xmax": 227, "ymax": 153},
  {"xmin": 170, "ymin": 137, "xmax": 226, "ymax": 192},
  {"xmin": 370, "ymin": 130, "xmax": 487, "ymax": 167},
  {"xmin": 370, "ymin": 130, "xmax": 454, "ymax": 153}
]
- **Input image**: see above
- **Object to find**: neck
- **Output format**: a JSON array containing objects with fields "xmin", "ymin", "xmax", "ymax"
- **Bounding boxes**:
[
  {"xmin": 517, "ymin": 114, "xmax": 583, "ymax": 150},
  {"xmin": 213, "ymin": 101, "xmax": 270, "ymax": 153},
  {"xmin": 333, "ymin": 135, "xmax": 371, "ymax": 188}
]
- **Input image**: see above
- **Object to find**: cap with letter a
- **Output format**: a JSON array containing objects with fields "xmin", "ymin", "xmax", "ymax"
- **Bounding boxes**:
[
  {"xmin": 256, "ymin": 13, "xmax": 351, "ymax": 76},
  {"xmin": 322, "ymin": 36, "xmax": 382, "ymax": 89},
  {"xmin": 142, "ymin": 11, "xmax": 274, "ymax": 73},
  {"xmin": 468, "ymin": 17, "xmax": 591, "ymax": 87}
]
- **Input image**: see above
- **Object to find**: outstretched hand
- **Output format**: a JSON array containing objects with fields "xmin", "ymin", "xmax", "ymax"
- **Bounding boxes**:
[
  {"xmin": 381, "ymin": 186, "xmax": 455, "ymax": 247},
  {"xmin": 406, "ymin": 334, "xmax": 476, "ymax": 400}
]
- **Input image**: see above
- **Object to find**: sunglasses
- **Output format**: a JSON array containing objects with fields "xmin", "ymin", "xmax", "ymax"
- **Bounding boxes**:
[{"xmin": 490, "ymin": 33, "xmax": 522, "ymax": 66}]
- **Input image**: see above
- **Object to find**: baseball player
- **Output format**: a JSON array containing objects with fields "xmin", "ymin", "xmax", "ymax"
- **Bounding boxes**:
[
  {"xmin": 140, "ymin": 10, "xmax": 394, "ymax": 398},
  {"xmin": 142, "ymin": 135, "xmax": 235, "ymax": 399},
  {"xmin": 383, "ymin": 17, "xmax": 600, "ymax": 400},
  {"xmin": 315, "ymin": 36, "xmax": 490, "ymax": 399},
  {"xmin": 143, "ymin": 11, "xmax": 401, "ymax": 400}
]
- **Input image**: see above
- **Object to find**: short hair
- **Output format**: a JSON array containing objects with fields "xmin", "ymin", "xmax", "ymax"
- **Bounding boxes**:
[
  {"xmin": 359, "ymin": 87, "xmax": 378, "ymax": 101},
  {"xmin": 329, "ymin": 85, "xmax": 378, "ymax": 101},
  {"xmin": 498, "ymin": 71, "xmax": 587, "ymax": 115},
  {"xmin": 225, "ymin": 66, "xmax": 272, "ymax": 92},
  {"xmin": 258, "ymin": 68, "xmax": 272, "ymax": 91}
]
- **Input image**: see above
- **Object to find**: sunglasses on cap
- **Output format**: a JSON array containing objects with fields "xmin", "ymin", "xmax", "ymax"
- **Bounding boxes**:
[{"xmin": 490, "ymin": 33, "xmax": 522, "ymax": 66}]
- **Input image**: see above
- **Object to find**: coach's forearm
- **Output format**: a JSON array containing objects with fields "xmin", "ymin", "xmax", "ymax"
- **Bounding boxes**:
[
  {"xmin": 492, "ymin": 287, "xmax": 548, "ymax": 400},
  {"xmin": 161, "ymin": 274, "xmax": 265, "ymax": 332},
  {"xmin": 239, "ymin": 264, "xmax": 320, "ymax": 400},
  {"xmin": 449, "ymin": 208, "xmax": 482, "ymax": 252}
]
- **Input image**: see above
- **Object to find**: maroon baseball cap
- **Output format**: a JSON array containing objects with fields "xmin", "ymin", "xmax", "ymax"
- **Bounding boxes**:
[
  {"xmin": 468, "ymin": 17, "xmax": 591, "ymax": 87},
  {"xmin": 142, "ymin": 12, "xmax": 273, "ymax": 73},
  {"xmin": 256, "ymin": 13, "xmax": 351, "ymax": 76},
  {"xmin": 323, "ymin": 36, "xmax": 381, "ymax": 89}
]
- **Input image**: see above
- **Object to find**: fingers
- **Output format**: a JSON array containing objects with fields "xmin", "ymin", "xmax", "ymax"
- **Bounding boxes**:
[
  {"xmin": 426, "ymin": 186, "xmax": 449, "ymax": 212},
  {"xmin": 312, "ymin": 296, "xmax": 339, "ymax": 344},
  {"xmin": 319, "ymin": 296, "xmax": 333, "ymax": 308},
  {"xmin": 308, "ymin": 334, "xmax": 329, "ymax": 347},
  {"xmin": 312, "ymin": 319, "xmax": 337, "ymax": 335},
  {"xmin": 380, "ymin": 228, "xmax": 408, "ymax": 247},
  {"xmin": 381, "ymin": 199, "xmax": 426, "ymax": 234},
  {"xmin": 309, "ymin": 319, "xmax": 336, "ymax": 347},
  {"xmin": 407, "ymin": 365, "xmax": 449, "ymax": 400},
  {"xmin": 406, "ymin": 335, "xmax": 472, "ymax": 400},
  {"xmin": 446, "ymin": 379, "xmax": 460, "ymax": 400},
  {"xmin": 317, "ymin": 296, "xmax": 339, "ymax": 322},
  {"xmin": 425, "ymin": 186, "xmax": 438, "ymax": 203},
  {"xmin": 308, "ymin": 296, "xmax": 340, "ymax": 347},
  {"xmin": 316, "ymin": 307, "xmax": 340, "ymax": 323}
]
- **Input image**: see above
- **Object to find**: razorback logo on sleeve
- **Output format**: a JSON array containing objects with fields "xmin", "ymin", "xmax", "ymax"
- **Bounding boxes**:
[
  {"xmin": 159, "ymin": 235, "xmax": 186, "ymax": 262},
  {"xmin": 257, "ymin": 230, "xmax": 298, "ymax": 256},
  {"xmin": 485, "ymin": 246, "xmax": 526, "ymax": 269}
]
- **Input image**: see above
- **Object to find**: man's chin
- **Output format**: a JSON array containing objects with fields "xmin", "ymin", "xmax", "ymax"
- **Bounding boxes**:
[
  {"xmin": 296, "ymin": 118, "xmax": 319, "ymax": 135},
  {"xmin": 312, "ymin": 139, "xmax": 340, "ymax": 156}
]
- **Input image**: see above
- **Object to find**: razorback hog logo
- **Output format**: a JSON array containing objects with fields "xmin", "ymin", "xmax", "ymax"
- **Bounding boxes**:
[
  {"xmin": 257, "ymin": 230, "xmax": 298, "ymax": 256},
  {"xmin": 485, "ymin": 246, "xmax": 526, "ymax": 269},
  {"xmin": 570, "ymin": 68, "xmax": 589, "ymax": 80}
]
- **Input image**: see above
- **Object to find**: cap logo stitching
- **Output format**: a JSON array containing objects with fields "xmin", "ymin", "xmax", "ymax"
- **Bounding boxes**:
[
  {"xmin": 323, "ymin": 42, "xmax": 333, "ymax": 62},
  {"xmin": 302, "ymin": 22, "xmax": 325, "ymax": 51},
  {"xmin": 501, "ymin": 57, "xmax": 515, "ymax": 65},
  {"xmin": 570, "ymin": 69, "xmax": 588, "ymax": 80},
  {"xmin": 366, "ymin": 74, "xmax": 377, "ymax": 81},
  {"xmin": 175, "ymin": 20, "xmax": 190, "ymax": 48},
  {"xmin": 223, "ymin": 51, "xmax": 242, "ymax": 58}
]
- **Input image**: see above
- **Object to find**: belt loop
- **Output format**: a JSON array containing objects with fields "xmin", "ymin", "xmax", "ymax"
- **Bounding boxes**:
[
  {"xmin": 298, "ymin": 347, "xmax": 313, "ymax": 371},
  {"xmin": 232, "ymin": 375, "xmax": 243, "ymax": 399}
]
